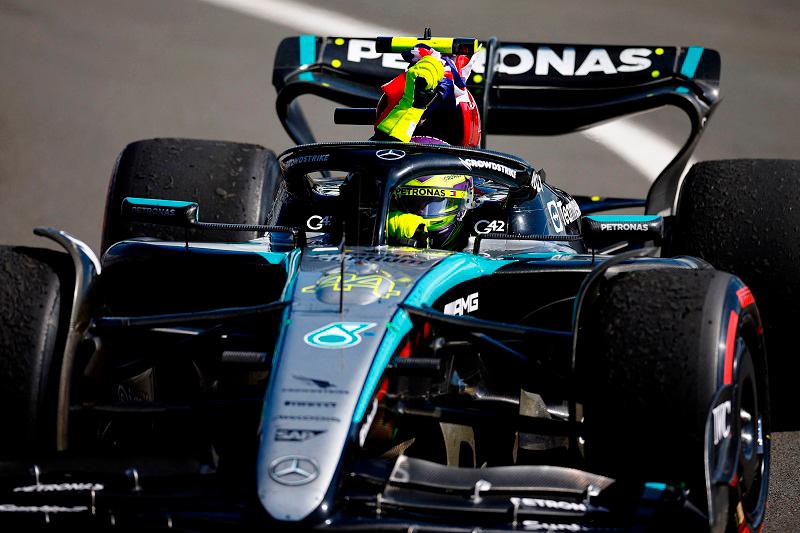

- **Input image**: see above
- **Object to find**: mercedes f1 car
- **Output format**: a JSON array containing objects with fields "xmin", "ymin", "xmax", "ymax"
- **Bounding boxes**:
[{"xmin": 2, "ymin": 33, "xmax": 799, "ymax": 532}]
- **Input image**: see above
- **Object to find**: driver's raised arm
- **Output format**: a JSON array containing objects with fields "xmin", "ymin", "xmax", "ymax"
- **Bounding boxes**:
[{"xmin": 372, "ymin": 48, "xmax": 446, "ymax": 143}]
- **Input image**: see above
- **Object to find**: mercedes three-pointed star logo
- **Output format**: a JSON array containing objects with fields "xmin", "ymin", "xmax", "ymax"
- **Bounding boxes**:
[
  {"xmin": 375, "ymin": 149, "xmax": 406, "ymax": 161},
  {"xmin": 269, "ymin": 455, "xmax": 319, "ymax": 486}
]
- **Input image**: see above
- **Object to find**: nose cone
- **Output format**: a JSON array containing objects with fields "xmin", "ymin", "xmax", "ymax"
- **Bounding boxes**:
[
  {"xmin": 254, "ymin": 315, "xmax": 386, "ymax": 522},
  {"xmin": 255, "ymin": 246, "xmax": 436, "ymax": 521}
]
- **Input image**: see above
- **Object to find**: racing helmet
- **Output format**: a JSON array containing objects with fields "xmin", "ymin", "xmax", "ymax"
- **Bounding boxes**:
[{"xmin": 389, "ymin": 136, "xmax": 474, "ymax": 249}]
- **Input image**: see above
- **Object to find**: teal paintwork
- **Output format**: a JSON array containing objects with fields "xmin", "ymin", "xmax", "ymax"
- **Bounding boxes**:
[
  {"xmin": 125, "ymin": 197, "xmax": 196, "ymax": 208},
  {"xmin": 298, "ymin": 34, "xmax": 316, "ymax": 82},
  {"xmin": 680, "ymin": 46, "xmax": 704, "ymax": 79},
  {"xmin": 585, "ymin": 215, "xmax": 661, "ymax": 223}
]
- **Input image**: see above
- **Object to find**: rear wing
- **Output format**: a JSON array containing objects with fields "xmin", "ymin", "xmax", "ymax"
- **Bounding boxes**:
[{"xmin": 272, "ymin": 36, "xmax": 722, "ymax": 214}]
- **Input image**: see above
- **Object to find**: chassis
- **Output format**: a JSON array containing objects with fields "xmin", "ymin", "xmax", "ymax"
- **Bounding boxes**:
[{"xmin": 0, "ymin": 34, "xmax": 790, "ymax": 532}]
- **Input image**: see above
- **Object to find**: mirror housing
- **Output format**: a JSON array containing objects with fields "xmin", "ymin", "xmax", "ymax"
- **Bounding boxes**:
[
  {"xmin": 121, "ymin": 197, "xmax": 199, "ymax": 227},
  {"xmin": 581, "ymin": 215, "xmax": 665, "ymax": 248}
]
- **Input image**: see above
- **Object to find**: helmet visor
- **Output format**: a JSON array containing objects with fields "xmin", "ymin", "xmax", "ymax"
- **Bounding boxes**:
[{"xmin": 394, "ymin": 187, "xmax": 467, "ymax": 219}]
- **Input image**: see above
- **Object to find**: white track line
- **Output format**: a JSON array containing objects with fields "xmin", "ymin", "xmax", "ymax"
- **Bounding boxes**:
[
  {"xmin": 198, "ymin": 0, "xmax": 693, "ymax": 183},
  {"xmin": 582, "ymin": 119, "xmax": 693, "ymax": 182},
  {"xmin": 199, "ymin": 0, "xmax": 401, "ymax": 36}
]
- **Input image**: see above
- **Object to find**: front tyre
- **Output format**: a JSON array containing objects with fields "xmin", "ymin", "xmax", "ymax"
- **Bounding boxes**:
[
  {"xmin": 101, "ymin": 138, "xmax": 280, "ymax": 254},
  {"xmin": 0, "ymin": 246, "xmax": 71, "ymax": 456},
  {"xmin": 576, "ymin": 268, "xmax": 769, "ymax": 531}
]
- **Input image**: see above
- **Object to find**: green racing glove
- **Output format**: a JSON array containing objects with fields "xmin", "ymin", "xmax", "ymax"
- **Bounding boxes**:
[
  {"xmin": 387, "ymin": 211, "xmax": 429, "ymax": 248},
  {"xmin": 377, "ymin": 55, "xmax": 445, "ymax": 142}
]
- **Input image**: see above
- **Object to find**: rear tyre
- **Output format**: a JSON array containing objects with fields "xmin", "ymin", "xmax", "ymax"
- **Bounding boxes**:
[
  {"xmin": 577, "ymin": 268, "xmax": 769, "ymax": 531},
  {"xmin": 668, "ymin": 159, "xmax": 800, "ymax": 430},
  {"xmin": 101, "ymin": 138, "xmax": 280, "ymax": 254},
  {"xmin": 0, "ymin": 246, "xmax": 71, "ymax": 456}
]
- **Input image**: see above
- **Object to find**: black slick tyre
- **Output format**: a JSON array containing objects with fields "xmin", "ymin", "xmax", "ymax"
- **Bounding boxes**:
[
  {"xmin": 101, "ymin": 138, "xmax": 280, "ymax": 254},
  {"xmin": 0, "ymin": 246, "xmax": 71, "ymax": 456},
  {"xmin": 577, "ymin": 268, "xmax": 769, "ymax": 531},
  {"xmin": 668, "ymin": 159, "xmax": 800, "ymax": 430}
]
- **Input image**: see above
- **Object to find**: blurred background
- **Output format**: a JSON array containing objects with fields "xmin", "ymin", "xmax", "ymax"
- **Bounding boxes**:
[{"xmin": 0, "ymin": 0, "xmax": 798, "ymax": 528}]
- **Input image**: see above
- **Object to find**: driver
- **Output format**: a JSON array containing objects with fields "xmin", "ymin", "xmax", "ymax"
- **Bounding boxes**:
[
  {"xmin": 388, "ymin": 171, "xmax": 473, "ymax": 249},
  {"xmin": 373, "ymin": 44, "xmax": 482, "ymax": 249}
]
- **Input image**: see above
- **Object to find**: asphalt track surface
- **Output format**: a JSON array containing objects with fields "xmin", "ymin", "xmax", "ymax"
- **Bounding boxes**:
[{"xmin": 0, "ymin": 0, "xmax": 798, "ymax": 529}]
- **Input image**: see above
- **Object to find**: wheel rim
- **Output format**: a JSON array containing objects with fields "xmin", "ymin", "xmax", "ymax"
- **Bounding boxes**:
[{"xmin": 735, "ymin": 339, "xmax": 769, "ymax": 527}]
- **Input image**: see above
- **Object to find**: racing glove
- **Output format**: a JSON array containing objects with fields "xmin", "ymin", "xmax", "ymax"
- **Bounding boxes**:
[
  {"xmin": 387, "ymin": 212, "xmax": 429, "ymax": 248},
  {"xmin": 376, "ymin": 55, "xmax": 445, "ymax": 142}
]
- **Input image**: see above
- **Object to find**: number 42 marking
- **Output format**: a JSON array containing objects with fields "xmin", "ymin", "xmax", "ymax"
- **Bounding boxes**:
[{"xmin": 474, "ymin": 220, "xmax": 506, "ymax": 234}]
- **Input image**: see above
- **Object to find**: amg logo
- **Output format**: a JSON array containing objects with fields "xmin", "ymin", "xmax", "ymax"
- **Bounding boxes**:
[
  {"xmin": 444, "ymin": 292, "xmax": 479, "ymax": 316},
  {"xmin": 516, "ymin": 497, "xmax": 587, "ymax": 512},
  {"xmin": 131, "ymin": 206, "xmax": 176, "ymax": 217},
  {"xmin": 600, "ymin": 223, "xmax": 649, "ymax": 231},
  {"xmin": 459, "ymin": 158, "xmax": 517, "ymax": 179},
  {"xmin": 284, "ymin": 154, "xmax": 330, "ymax": 168},
  {"xmin": 712, "ymin": 400, "xmax": 731, "ymax": 445},
  {"xmin": 284, "ymin": 400, "xmax": 337, "ymax": 408},
  {"xmin": 275, "ymin": 428, "xmax": 327, "ymax": 442}
]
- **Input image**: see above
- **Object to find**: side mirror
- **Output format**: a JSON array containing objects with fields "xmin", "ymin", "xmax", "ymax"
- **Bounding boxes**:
[
  {"xmin": 121, "ymin": 197, "xmax": 199, "ymax": 227},
  {"xmin": 120, "ymin": 197, "xmax": 306, "ymax": 247},
  {"xmin": 581, "ymin": 215, "xmax": 665, "ymax": 248}
]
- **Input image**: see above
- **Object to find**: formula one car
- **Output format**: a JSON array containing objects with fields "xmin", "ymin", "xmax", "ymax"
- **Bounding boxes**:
[{"xmin": 1, "ymin": 33, "xmax": 798, "ymax": 532}]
